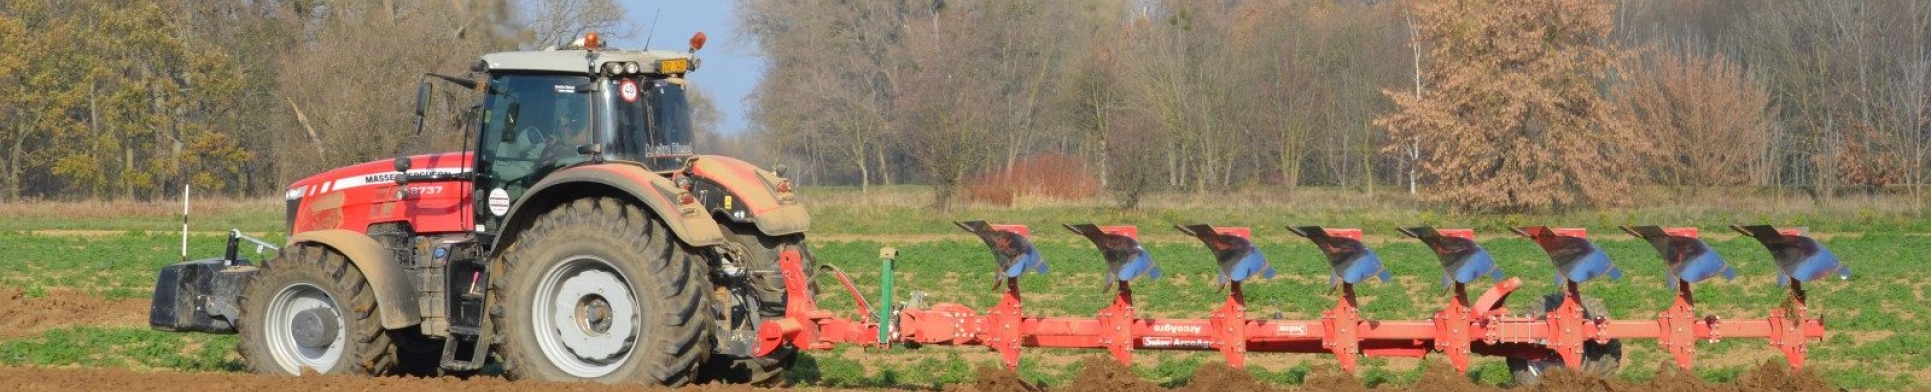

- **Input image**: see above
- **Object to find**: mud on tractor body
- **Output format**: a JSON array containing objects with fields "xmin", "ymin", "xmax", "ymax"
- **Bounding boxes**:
[{"xmin": 151, "ymin": 32, "xmax": 808, "ymax": 385}]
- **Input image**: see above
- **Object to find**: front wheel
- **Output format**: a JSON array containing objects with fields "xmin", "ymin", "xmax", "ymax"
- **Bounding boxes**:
[
  {"xmin": 493, "ymin": 198, "xmax": 713, "ymax": 385},
  {"xmin": 236, "ymin": 244, "xmax": 396, "ymax": 376}
]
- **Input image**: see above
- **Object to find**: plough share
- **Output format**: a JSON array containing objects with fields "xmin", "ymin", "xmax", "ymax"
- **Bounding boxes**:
[{"xmin": 755, "ymin": 222, "xmax": 1848, "ymax": 376}]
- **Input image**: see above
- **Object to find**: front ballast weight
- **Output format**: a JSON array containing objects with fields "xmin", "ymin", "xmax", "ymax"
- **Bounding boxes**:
[
  {"xmin": 755, "ymin": 221, "xmax": 1847, "ymax": 376},
  {"xmin": 150, "ymin": 229, "xmax": 280, "ymax": 333}
]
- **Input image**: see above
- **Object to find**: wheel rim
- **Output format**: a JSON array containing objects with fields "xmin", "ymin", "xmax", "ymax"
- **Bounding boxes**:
[
  {"xmin": 533, "ymin": 255, "xmax": 640, "ymax": 378},
  {"xmin": 1525, "ymin": 358, "xmax": 1552, "ymax": 377},
  {"xmin": 263, "ymin": 283, "xmax": 347, "ymax": 374}
]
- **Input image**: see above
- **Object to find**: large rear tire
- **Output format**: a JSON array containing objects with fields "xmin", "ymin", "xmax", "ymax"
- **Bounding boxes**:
[
  {"xmin": 1507, "ymin": 294, "xmax": 1623, "ymax": 385},
  {"xmin": 492, "ymin": 197, "xmax": 713, "ymax": 385},
  {"xmin": 236, "ymin": 244, "xmax": 398, "ymax": 376},
  {"xmin": 698, "ymin": 224, "xmax": 809, "ymax": 386}
]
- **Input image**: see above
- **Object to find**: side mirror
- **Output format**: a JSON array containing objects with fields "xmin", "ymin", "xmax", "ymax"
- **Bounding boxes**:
[
  {"xmin": 413, "ymin": 82, "xmax": 433, "ymax": 135},
  {"xmin": 500, "ymin": 102, "xmax": 521, "ymax": 142},
  {"xmin": 414, "ymin": 82, "xmax": 433, "ymax": 117}
]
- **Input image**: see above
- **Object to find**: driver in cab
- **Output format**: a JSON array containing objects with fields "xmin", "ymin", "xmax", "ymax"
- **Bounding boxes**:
[{"xmin": 498, "ymin": 97, "xmax": 592, "ymax": 186}]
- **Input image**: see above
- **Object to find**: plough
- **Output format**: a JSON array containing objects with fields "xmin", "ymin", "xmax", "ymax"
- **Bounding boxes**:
[{"xmin": 754, "ymin": 222, "xmax": 1849, "ymax": 377}]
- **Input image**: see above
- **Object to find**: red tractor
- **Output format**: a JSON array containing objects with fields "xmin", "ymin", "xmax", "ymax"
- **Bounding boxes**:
[{"xmin": 150, "ymin": 32, "xmax": 807, "ymax": 386}]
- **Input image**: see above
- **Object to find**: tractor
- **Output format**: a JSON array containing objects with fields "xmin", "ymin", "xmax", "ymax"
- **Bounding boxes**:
[{"xmin": 149, "ymin": 32, "xmax": 807, "ymax": 386}]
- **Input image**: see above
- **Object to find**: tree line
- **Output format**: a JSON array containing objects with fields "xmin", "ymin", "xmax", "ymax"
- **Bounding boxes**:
[
  {"xmin": 0, "ymin": 0, "xmax": 645, "ymax": 201},
  {"xmin": 3, "ymin": 0, "xmax": 1926, "ymax": 213},
  {"xmin": 736, "ymin": 0, "xmax": 1931, "ymax": 211}
]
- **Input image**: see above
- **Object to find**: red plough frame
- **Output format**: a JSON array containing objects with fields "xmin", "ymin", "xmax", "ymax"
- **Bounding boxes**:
[{"xmin": 755, "ymin": 224, "xmax": 1834, "ymax": 374}]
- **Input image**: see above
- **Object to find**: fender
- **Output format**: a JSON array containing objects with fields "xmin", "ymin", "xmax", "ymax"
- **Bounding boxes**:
[
  {"xmin": 687, "ymin": 155, "xmax": 810, "ymax": 236},
  {"xmin": 496, "ymin": 162, "xmax": 725, "ymax": 253},
  {"xmin": 287, "ymin": 230, "xmax": 422, "ymax": 329}
]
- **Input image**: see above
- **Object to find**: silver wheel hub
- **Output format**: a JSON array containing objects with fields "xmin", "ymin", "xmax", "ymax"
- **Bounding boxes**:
[
  {"xmin": 533, "ymin": 256, "xmax": 639, "ymax": 378},
  {"xmin": 290, "ymin": 308, "xmax": 341, "ymax": 349},
  {"xmin": 264, "ymin": 283, "xmax": 347, "ymax": 374}
]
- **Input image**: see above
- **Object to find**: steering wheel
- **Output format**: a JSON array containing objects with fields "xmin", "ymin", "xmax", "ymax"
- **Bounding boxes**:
[
  {"xmin": 501, "ymin": 123, "xmax": 569, "ymax": 164},
  {"xmin": 496, "ymin": 124, "xmax": 546, "ymax": 162}
]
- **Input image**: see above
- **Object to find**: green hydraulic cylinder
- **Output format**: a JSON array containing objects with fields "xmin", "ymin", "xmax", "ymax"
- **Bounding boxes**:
[{"xmin": 878, "ymin": 247, "xmax": 898, "ymax": 345}]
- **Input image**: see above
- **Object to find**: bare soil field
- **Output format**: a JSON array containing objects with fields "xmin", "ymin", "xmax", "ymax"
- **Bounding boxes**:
[{"xmin": 0, "ymin": 287, "xmax": 149, "ymax": 338}]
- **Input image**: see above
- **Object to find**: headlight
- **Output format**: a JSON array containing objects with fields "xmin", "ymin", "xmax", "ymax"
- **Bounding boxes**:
[{"xmin": 624, "ymin": 62, "xmax": 640, "ymax": 74}]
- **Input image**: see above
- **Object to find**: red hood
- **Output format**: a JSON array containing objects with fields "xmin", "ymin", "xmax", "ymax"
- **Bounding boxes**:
[{"xmin": 285, "ymin": 152, "xmax": 473, "ymax": 199}]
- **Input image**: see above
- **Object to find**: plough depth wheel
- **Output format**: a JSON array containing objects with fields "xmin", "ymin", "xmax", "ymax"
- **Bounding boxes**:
[{"xmin": 1507, "ymin": 294, "xmax": 1622, "ymax": 385}]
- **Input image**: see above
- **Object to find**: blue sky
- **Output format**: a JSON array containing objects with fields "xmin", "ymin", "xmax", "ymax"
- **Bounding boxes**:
[{"xmin": 611, "ymin": 0, "xmax": 761, "ymax": 136}]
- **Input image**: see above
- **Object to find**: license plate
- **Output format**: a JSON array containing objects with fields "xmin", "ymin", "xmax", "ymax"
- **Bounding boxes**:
[{"xmin": 659, "ymin": 59, "xmax": 689, "ymax": 73}]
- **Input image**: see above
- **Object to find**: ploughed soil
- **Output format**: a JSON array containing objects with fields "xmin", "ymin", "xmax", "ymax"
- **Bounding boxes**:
[
  {"xmin": 0, "ymin": 358, "xmax": 1847, "ymax": 392},
  {"xmin": 0, "ymin": 286, "xmax": 150, "ymax": 338}
]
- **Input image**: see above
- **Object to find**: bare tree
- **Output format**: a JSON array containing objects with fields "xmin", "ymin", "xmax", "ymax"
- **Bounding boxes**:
[
  {"xmin": 1618, "ymin": 44, "xmax": 1775, "ymax": 193},
  {"xmin": 517, "ymin": 0, "xmax": 631, "ymax": 49},
  {"xmin": 1378, "ymin": 0, "xmax": 1652, "ymax": 212}
]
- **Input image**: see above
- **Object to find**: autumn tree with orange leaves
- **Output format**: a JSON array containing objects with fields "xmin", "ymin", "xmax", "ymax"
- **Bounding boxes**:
[{"xmin": 1378, "ymin": 0, "xmax": 1651, "ymax": 212}]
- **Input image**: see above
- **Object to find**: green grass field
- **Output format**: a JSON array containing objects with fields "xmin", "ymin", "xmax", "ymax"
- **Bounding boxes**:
[{"xmin": 0, "ymin": 186, "xmax": 1924, "ymax": 389}]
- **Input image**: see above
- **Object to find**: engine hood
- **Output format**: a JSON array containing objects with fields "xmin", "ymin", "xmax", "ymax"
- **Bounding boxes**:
[{"xmin": 285, "ymin": 152, "xmax": 473, "ymax": 200}]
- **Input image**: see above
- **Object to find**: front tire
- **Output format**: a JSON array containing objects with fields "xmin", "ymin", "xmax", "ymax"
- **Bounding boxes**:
[
  {"xmin": 236, "ymin": 244, "xmax": 396, "ymax": 376},
  {"xmin": 493, "ymin": 198, "xmax": 713, "ymax": 385}
]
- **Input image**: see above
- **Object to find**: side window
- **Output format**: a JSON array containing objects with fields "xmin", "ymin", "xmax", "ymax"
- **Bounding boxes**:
[{"xmin": 474, "ymin": 74, "xmax": 591, "ymax": 230}]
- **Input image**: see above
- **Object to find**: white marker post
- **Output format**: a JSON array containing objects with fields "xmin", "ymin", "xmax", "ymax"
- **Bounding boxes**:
[{"xmin": 181, "ymin": 184, "xmax": 190, "ymax": 261}]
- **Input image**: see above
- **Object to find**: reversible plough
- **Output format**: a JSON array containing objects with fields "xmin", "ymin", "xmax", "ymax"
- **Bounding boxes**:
[{"xmin": 754, "ymin": 223, "xmax": 1850, "ymax": 375}]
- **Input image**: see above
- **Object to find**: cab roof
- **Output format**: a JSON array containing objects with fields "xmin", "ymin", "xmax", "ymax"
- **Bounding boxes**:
[{"xmin": 476, "ymin": 49, "xmax": 697, "ymax": 75}]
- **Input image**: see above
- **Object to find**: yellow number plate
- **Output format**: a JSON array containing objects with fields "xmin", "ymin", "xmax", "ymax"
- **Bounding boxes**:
[{"xmin": 658, "ymin": 59, "xmax": 689, "ymax": 73}]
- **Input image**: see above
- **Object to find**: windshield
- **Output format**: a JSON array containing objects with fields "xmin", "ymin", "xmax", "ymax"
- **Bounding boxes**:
[{"xmin": 608, "ymin": 78, "xmax": 694, "ymax": 170}]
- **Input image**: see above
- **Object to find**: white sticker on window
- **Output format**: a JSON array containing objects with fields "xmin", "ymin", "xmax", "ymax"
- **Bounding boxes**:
[{"xmin": 488, "ymin": 188, "xmax": 511, "ymax": 216}]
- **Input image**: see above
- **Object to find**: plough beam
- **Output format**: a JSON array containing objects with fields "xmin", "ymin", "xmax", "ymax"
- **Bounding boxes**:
[{"xmin": 756, "ymin": 222, "xmax": 1841, "ymax": 376}]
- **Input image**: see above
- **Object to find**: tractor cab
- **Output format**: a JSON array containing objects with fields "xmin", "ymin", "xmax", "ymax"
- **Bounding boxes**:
[{"xmin": 417, "ymin": 32, "xmax": 709, "ymax": 232}]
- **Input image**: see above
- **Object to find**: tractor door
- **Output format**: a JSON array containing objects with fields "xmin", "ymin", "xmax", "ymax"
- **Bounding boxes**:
[{"xmin": 473, "ymin": 73, "xmax": 597, "ymax": 232}]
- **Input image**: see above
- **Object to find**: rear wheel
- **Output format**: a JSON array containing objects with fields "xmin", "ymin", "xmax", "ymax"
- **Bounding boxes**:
[
  {"xmin": 493, "ymin": 197, "xmax": 713, "ymax": 385},
  {"xmin": 1507, "ymin": 294, "xmax": 1623, "ymax": 385},
  {"xmin": 699, "ymin": 224, "xmax": 809, "ymax": 385},
  {"xmin": 236, "ymin": 244, "xmax": 396, "ymax": 376}
]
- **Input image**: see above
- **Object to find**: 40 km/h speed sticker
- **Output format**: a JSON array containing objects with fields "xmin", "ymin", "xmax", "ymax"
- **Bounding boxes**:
[
  {"xmin": 488, "ymin": 188, "xmax": 511, "ymax": 216},
  {"xmin": 620, "ymin": 80, "xmax": 639, "ymax": 103}
]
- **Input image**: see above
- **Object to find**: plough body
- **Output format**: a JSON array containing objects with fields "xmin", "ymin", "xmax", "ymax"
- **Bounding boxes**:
[{"xmin": 755, "ymin": 223, "xmax": 1842, "ymax": 376}]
